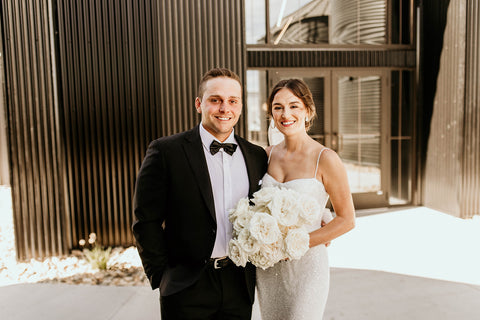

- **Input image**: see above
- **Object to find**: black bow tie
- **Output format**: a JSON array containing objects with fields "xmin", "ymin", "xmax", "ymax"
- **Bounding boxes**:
[{"xmin": 210, "ymin": 140, "xmax": 238, "ymax": 156}]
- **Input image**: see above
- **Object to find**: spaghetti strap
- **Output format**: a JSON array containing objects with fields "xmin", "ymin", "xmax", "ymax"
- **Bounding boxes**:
[
  {"xmin": 314, "ymin": 148, "xmax": 329, "ymax": 178},
  {"xmin": 268, "ymin": 144, "xmax": 276, "ymax": 164}
]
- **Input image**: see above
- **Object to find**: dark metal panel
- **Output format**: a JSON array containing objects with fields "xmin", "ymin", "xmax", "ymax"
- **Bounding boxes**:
[
  {"xmin": 3, "ymin": 0, "xmax": 245, "ymax": 259},
  {"xmin": 247, "ymin": 49, "xmax": 416, "ymax": 68},
  {"xmin": 56, "ymin": 0, "xmax": 157, "ymax": 249},
  {"xmin": 54, "ymin": 0, "xmax": 245, "ymax": 252},
  {"xmin": 1, "ymin": 0, "xmax": 67, "ymax": 260},
  {"xmin": 462, "ymin": 0, "xmax": 480, "ymax": 218},
  {"xmin": 0, "ymin": 19, "xmax": 9, "ymax": 186},
  {"xmin": 423, "ymin": 0, "xmax": 465, "ymax": 217}
]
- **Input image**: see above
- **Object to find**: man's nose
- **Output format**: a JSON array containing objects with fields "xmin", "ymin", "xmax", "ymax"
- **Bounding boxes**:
[{"xmin": 219, "ymin": 101, "xmax": 228, "ymax": 112}]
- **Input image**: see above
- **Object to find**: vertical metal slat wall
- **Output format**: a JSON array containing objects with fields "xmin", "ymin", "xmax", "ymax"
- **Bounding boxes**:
[
  {"xmin": 54, "ymin": 0, "xmax": 245, "ymax": 254},
  {"xmin": 424, "ymin": 0, "xmax": 480, "ymax": 218},
  {"xmin": 424, "ymin": 0, "xmax": 466, "ymax": 216},
  {"xmin": 2, "ymin": 0, "xmax": 245, "ymax": 260},
  {"xmin": 1, "ymin": 0, "xmax": 66, "ymax": 260},
  {"xmin": 462, "ymin": 0, "xmax": 480, "ymax": 218}
]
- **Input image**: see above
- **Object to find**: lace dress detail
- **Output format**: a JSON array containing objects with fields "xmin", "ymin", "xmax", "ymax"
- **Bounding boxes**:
[{"xmin": 257, "ymin": 148, "xmax": 330, "ymax": 320}]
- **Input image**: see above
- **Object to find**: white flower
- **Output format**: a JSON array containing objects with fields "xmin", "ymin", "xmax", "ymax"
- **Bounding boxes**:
[
  {"xmin": 284, "ymin": 228, "xmax": 310, "ymax": 260},
  {"xmin": 229, "ymin": 197, "xmax": 251, "ymax": 223},
  {"xmin": 229, "ymin": 186, "xmax": 325, "ymax": 270},
  {"xmin": 249, "ymin": 212, "xmax": 282, "ymax": 245},
  {"xmin": 237, "ymin": 229, "xmax": 260, "ymax": 254},
  {"xmin": 249, "ymin": 242, "xmax": 282, "ymax": 270},
  {"xmin": 269, "ymin": 189, "xmax": 300, "ymax": 227},
  {"xmin": 232, "ymin": 209, "xmax": 254, "ymax": 233},
  {"xmin": 228, "ymin": 239, "xmax": 248, "ymax": 267},
  {"xmin": 251, "ymin": 187, "xmax": 277, "ymax": 208},
  {"xmin": 298, "ymin": 194, "xmax": 322, "ymax": 225}
]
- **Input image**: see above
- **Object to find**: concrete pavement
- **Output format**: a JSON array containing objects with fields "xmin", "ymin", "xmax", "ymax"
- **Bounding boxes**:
[
  {"xmin": 1, "ymin": 267, "xmax": 480, "ymax": 319},
  {"xmin": 2, "ymin": 206, "xmax": 480, "ymax": 319}
]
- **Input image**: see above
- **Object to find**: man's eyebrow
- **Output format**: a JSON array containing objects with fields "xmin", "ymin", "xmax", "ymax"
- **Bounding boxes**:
[{"xmin": 207, "ymin": 95, "xmax": 241, "ymax": 99}]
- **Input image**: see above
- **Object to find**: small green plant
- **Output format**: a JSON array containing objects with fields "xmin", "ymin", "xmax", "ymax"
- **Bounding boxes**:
[{"xmin": 79, "ymin": 233, "xmax": 112, "ymax": 270}]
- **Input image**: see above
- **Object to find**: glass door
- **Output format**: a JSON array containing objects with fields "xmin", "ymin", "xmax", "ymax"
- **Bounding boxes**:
[
  {"xmin": 332, "ymin": 70, "xmax": 390, "ymax": 208},
  {"xmin": 270, "ymin": 69, "xmax": 390, "ymax": 209}
]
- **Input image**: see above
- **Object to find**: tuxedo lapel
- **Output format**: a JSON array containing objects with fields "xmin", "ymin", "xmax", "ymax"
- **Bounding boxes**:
[{"xmin": 182, "ymin": 126, "xmax": 216, "ymax": 222}]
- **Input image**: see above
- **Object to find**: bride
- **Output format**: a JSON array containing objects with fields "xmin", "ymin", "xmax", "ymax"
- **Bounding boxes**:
[{"xmin": 256, "ymin": 79, "xmax": 355, "ymax": 319}]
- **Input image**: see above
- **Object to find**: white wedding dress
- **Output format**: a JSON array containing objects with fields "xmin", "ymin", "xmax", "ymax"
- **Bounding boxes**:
[{"xmin": 256, "ymin": 148, "xmax": 331, "ymax": 320}]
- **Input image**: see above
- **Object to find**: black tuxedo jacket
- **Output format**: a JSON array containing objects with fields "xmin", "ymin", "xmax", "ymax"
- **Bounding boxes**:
[{"xmin": 132, "ymin": 125, "xmax": 268, "ymax": 300}]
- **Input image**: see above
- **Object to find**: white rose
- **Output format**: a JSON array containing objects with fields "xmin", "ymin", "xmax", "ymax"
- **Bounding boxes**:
[
  {"xmin": 268, "ymin": 189, "xmax": 300, "ymax": 227},
  {"xmin": 237, "ymin": 229, "xmax": 260, "ymax": 254},
  {"xmin": 284, "ymin": 228, "xmax": 310, "ymax": 260},
  {"xmin": 228, "ymin": 239, "xmax": 248, "ymax": 267},
  {"xmin": 251, "ymin": 187, "xmax": 277, "ymax": 208},
  {"xmin": 298, "ymin": 194, "xmax": 322, "ymax": 225},
  {"xmin": 229, "ymin": 197, "xmax": 251, "ymax": 223},
  {"xmin": 249, "ymin": 242, "xmax": 282, "ymax": 270},
  {"xmin": 248, "ymin": 211, "xmax": 282, "ymax": 244},
  {"xmin": 232, "ymin": 209, "xmax": 254, "ymax": 233}
]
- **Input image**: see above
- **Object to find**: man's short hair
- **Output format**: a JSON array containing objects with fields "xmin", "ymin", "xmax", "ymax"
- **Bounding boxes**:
[{"xmin": 197, "ymin": 68, "xmax": 241, "ymax": 98}]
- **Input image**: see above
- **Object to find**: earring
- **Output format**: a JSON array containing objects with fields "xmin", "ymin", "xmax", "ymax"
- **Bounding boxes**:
[{"xmin": 305, "ymin": 117, "xmax": 309, "ymax": 122}]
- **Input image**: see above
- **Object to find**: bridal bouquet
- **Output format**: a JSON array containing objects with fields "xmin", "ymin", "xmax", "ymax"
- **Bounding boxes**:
[{"xmin": 228, "ymin": 186, "xmax": 332, "ymax": 270}]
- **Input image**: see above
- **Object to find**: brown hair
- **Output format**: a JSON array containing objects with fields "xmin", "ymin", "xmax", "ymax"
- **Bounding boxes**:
[
  {"xmin": 267, "ymin": 78, "xmax": 316, "ymax": 130},
  {"xmin": 197, "ymin": 68, "xmax": 241, "ymax": 98}
]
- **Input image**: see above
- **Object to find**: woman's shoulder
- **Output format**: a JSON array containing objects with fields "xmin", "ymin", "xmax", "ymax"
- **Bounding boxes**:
[
  {"xmin": 315, "ymin": 146, "xmax": 344, "ymax": 177},
  {"xmin": 265, "ymin": 143, "xmax": 282, "ymax": 158}
]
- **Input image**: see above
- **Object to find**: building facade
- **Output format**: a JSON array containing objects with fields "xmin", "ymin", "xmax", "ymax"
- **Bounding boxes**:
[{"xmin": 0, "ymin": 0, "xmax": 479, "ymax": 260}]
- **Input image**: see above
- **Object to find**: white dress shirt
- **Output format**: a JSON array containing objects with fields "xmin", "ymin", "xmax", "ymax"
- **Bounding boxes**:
[{"xmin": 199, "ymin": 123, "xmax": 249, "ymax": 258}]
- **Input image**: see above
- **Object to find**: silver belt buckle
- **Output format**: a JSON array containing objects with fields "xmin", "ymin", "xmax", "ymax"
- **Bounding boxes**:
[{"xmin": 213, "ymin": 256, "xmax": 226, "ymax": 269}]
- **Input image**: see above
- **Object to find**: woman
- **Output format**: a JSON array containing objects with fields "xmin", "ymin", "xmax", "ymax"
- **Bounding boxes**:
[{"xmin": 256, "ymin": 79, "xmax": 355, "ymax": 319}]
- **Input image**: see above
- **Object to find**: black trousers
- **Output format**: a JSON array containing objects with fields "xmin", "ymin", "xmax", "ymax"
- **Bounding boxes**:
[{"xmin": 160, "ymin": 264, "xmax": 252, "ymax": 320}]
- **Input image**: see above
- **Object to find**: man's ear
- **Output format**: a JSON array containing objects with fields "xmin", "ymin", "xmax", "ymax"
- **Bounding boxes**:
[{"xmin": 195, "ymin": 97, "xmax": 202, "ymax": 114}]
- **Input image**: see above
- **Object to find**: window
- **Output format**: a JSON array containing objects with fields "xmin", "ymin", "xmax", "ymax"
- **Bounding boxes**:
[
  {"xmin": 246, "ymin": 0, "xmax": 412, "ymax": 45},
  {"xmin": 246, "ymin": 70, "xmax": 268, "ymax": 147}
]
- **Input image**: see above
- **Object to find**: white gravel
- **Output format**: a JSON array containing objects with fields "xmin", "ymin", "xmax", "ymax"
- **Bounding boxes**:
[{"xmin": 0, "ymin": 186, "xmax": 148, "ymax": 287}]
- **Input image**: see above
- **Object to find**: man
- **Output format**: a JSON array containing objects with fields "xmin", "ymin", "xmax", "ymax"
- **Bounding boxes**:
[{"xmin": 132, "ymin": 68, "xmax": 268, "ymax": 319}]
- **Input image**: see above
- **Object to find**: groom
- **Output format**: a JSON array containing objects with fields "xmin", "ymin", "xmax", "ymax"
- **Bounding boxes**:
[{"xmin": 132, "ymin": 68, "xmax": 268, "ymax": 319}]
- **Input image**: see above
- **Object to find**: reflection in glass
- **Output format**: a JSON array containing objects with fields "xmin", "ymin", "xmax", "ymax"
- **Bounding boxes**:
[
  {"xmin": 338, "ymin": 76, "xmax": 381, "ymax": 193},
  {"xmin": 245, "ymin": 0, "xmax": 266, "ymax": 44},
  {"xmin": 246, "ymin": 71, "xmax": 268, "ymax": 147},
  {"xmin": 269, "ymin": 0, "xmax": 329, "ymax": 44},
  {"xmin": 248, "ymin": 0, "xmax": 387, "ymax": 45},
  {"xmin": 330, "ymin": 0, "xmax": 386, "ymax": 44}
]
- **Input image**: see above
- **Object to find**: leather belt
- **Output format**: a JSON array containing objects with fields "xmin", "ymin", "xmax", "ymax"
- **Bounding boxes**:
[{"xmin": 208, "ymin": 256, "xmax": 233, "ymax": 269}]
